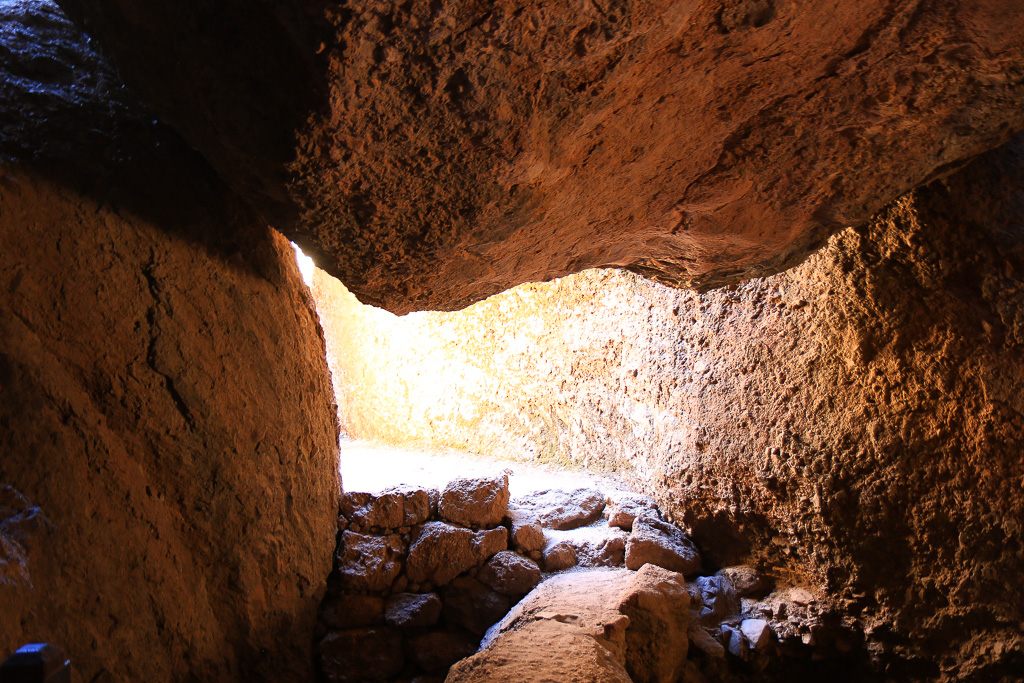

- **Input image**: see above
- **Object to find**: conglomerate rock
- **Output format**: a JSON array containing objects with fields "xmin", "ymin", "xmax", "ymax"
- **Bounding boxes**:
[
  {"xmin": 0, "ymin": 2, "xmax": 340, "ymax": 679},
  {"xmin": 313, "ymin": 133, "xmax": 1024, "ymax": 677},
  {"xmin": 56, "ymin": 0, "xmax": 1024, "ymax": 312}
]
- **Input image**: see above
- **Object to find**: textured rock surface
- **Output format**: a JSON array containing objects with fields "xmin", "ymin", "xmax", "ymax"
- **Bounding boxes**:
[
  {"xmin": 477, "ymin": 551, "xmax": 542, "ymax": 597},
  {"xmin": 0, "ymin": 2, "xmax": 340, "ymax": 679},
  {"xmin": 336, "ymin": 531, "xmax": 405, "ymax": 592},
  {"xmin": 624, "ymin": 511, "xmax": 702, "ymax": 576},
  {"xmin": 385, "ymin": 592, "xmax": 443, "ymax": 629},
  {"xmin": 441, "ymin": 576, "xmax": 511, "ymax": 636},
  {"xmin": 406, "ymin": 521, "xmax": 477, "ymax": 586},
  {"xmin": 511, "ymin": 488, "xmax": 606, "ymax": 530},
  {"xmin": 314, "ymin": 134, "xmax": 1024, "ymax": 677},
  {"xmin": 438, "ymin": 475, "xmax": 510, "ymax": 528},
  {"xmin": 407, "ymin": 631, "xmax": 479, "ymax": 674},
  {"xmin": 447, "ymin": 566, "xmax": 689, "ymax": 683},
  {"xmin": 57, "ymin": 0, "xmax": 1024, "ymax": 312}
]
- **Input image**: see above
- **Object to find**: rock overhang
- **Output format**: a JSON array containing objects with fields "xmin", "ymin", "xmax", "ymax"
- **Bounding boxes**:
[{"xmin": 53, "ymin": 0, "xmax": 1024, "ymax": 313}]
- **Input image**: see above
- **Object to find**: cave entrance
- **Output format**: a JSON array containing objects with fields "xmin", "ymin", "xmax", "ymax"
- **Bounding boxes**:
[{"xmin": 293, "ymin": 245, "xmax": 857, "ymax": 682}]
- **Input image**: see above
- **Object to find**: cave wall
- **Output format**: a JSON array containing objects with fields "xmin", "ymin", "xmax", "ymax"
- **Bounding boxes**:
[
  {"xmin": 0, "ymin": 2, "xmax": 340, "ymax": 680},
  {"xmin": 314, "ymin": 136, "xmax": 1024, "ymax": 678}
]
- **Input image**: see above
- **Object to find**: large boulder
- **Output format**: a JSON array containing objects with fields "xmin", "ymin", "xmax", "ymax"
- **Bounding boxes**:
[
  {"xmin": 447, "ymin": 566, "xmax": 690, "ymax": 683},
  {"xmin": 56, "ymin": 0, "xmax": 1024, "ymax": 312},
  {"xmin": 0, "ymin": 3, "xmax": 340, "ymax": 680}
]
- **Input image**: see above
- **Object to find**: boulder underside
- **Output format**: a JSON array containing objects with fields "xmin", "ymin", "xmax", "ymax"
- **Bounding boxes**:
[{"xmin": 56, "ymin": 0, "xmax": 1024, "ymax": 312}]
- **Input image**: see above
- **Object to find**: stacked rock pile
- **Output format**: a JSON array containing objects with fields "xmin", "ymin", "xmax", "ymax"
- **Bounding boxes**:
[
  {"xmin": 316, "ymin": 473, "xmax": 854, "ymax": 681},
  {"xmin": 317, "ymin": 474, "xmax": 540, "ymax": 682}
]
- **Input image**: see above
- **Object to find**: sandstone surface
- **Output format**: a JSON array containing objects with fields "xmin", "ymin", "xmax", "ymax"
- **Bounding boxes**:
[
  {"xmin": 57, "ymin": 0, "xmax": 1024, "ymax": 312},
  {"xmin": 0, "ymin": 3, "xmax": 340, "ymax": 680}
]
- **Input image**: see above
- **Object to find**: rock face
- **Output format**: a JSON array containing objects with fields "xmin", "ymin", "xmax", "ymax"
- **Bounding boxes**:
[
  {"xmin": 56, "ymin": 0, "xmax": 1024, "ymax": 312},
  {"xmin": 313, "ymin": 134, "xmax": 1024, "ymax": 676},
  {"xmin": 0, "ymin": 2, "xmax": 340, "ymax": 680}
]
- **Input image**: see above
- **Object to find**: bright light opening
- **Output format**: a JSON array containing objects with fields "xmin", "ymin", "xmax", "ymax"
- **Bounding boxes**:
[{"xmin": 292, "ymin": 242, "xmax": 315, "ymax": 287}]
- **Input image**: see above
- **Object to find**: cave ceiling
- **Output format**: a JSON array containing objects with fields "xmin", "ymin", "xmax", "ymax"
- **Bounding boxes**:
[{"xmin": 56, "ymin": 0, "xmax": 1024, "ymax": 313}]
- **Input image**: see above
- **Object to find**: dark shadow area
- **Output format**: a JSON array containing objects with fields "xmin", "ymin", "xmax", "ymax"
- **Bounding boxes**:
[{"xmin": 0, "ymin": 0, "xmax": 290, "ymax": 285}]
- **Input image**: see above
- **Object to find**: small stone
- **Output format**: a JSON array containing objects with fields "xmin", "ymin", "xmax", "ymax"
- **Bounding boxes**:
[
  {"xmin": 604, "ymin": 492, "xmax": 656, "ymax": 531},
  {"xmin": 726, "ymin": 626, "xmax": 745, "ymax": 657},
  {"xmin": 789, "ymin": 587, "xmax": 816, "ymax": 605},
  {"xmin": 319, "ymin": 628, "xmax": 403, "ymax": 682},
  {"xmin": 336, "ymin": 531, "xmax": 405, "ymax": 592},
  {"xmin": 508, "ymin": 509, "xmax": 545, "ymax": 552},
  {"xmin": 741, "ymin": 619, "xmax": 773, "ymax": 649},
  {"xmin": 443, "ymin": 575, "xmax": 512, "ymax": 635},
  {"xmin": 407, "ymin": 521, "xmax": 477, "ymax": 586},
  {"xmin": 694, "ymin": 574, "xmax": 741, "ymax": 626},
  {"xmin": 472, "ymin": 526, "xmax": 508, "ymax": 562},
  {"xmin": 319, "ymin": 595, "xmax": 384, "ymax": 628},
  {"xmin": 624, "ymin": 511, "xmax": 701, "ymax": 575},
  {"xmin": 719, "ymin": 566, "xmax": 770, "ymax": 597},
  {"xmin": 340, "ymin": 490, "xmax": 405, "ymax": 529},
  {"xmin": 688, "ymin": 624, "xmax": 725, "ymax": 658},
  {"xmin": 512, "ymin": 488, "xmax": 606, "ymax": 530},
  {"xmin": 478, "ymin": 551, "xmax": 542, "ymax": 596},
  {"xmin": 386, "ymin": 485, "xmax": 431, "ymax": 525},
  {"xmin": 385, "ymin": 592, "xmax": 442, "ymax": 628},
  {"xmin": 543, "ymin": 540, "xmax": 578, "ymax": 571},
  {"xmin": 439, "ymin": 475, "xmax": 510, "ymax": 528},
  {"xmin": 337, "ymin": 513, "xmax": 349, "ymax": 532},
  {"xmin": 407, "ymin": 630, "xmax": 479, "ymax": 674}
]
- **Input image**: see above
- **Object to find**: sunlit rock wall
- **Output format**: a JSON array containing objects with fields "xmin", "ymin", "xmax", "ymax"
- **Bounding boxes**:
[
  {"xmin": 314, "ymin": 136, "xmax": 1024, "ymax": 678},
  {"xmin": 0, "ymin": 2, "xmax": 340, "ymax": 679}
]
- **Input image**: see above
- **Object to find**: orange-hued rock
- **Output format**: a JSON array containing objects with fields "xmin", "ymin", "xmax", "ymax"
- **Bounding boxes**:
[
  {"xmin": 0, "ymin": 3, "xmax": 339, "ymax": 680},
  {"xmin": 447, "ymin": 565, "xmax": 690, "ymax": 683},
  {"xmin": 312, "ymin": 133, "xmax": 1024, "ymax": 678},
  {"xmin": 56, "ymin": 0, "xmax": 1024, "ymax": 312}
]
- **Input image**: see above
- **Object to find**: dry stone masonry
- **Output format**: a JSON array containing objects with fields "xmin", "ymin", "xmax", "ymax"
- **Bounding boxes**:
[{"xmin": 318, "ymin": 471, "xmax": 868, "ymax": 681}]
